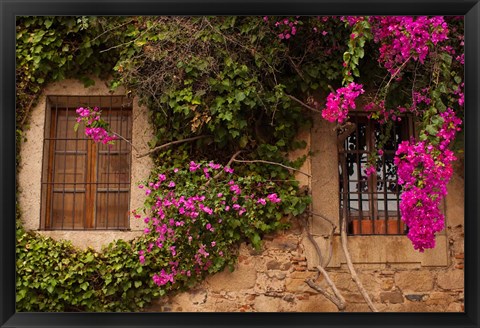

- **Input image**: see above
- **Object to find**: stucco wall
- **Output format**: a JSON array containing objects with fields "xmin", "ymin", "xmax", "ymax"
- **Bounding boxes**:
[{"xmin": 17, "ymin": 78, "xmax": 152, "ymax": 250}]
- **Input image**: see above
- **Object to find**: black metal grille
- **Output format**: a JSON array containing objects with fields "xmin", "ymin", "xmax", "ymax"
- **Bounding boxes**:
[{"xmin": 339, "ymin": 113, "xmax": 414, "ymax": 235}]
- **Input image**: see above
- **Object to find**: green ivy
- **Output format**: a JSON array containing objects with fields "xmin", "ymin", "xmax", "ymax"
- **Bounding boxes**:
[{"xmin": 16, "ymin": 220, "xmax": 182, "ymax": 312}]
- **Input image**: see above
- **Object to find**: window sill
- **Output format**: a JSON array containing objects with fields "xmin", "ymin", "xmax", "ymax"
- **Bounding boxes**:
[{"xmin": 303, "ymin": 234, "xmax": 449, "ymax": 269}]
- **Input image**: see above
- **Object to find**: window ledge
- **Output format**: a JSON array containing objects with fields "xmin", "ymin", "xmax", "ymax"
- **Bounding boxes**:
[{"xmin": 303, "ymin": 234, "xmax": 449, "ymax": 269}]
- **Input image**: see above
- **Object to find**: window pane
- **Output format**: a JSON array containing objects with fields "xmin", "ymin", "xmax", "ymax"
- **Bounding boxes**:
[
  {"xmin": 97, "ymin": 154, "xmax": 130, "ymax": 186},
  {"xmin": 53, "ymin": 154, "xmax": 86, "ymax": 184},
  {"xmin": 95, "ymin": 192, "xmax": 129, "ymax": 229},
  {"xmin": 51, "ymin": 192, "xmax": 85, "ymax": 229}
]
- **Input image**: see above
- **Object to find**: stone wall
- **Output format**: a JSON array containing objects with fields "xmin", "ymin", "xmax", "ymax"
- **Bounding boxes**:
[
  {"xmin": 145, "ymin": 214, "xmax": 463, "ymax": 312},
  {"xmin": 145, "ymin": 114, "xmax": 464, "ymax": 313}
]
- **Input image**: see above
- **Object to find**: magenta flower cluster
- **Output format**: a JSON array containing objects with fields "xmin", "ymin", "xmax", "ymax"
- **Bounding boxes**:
[
  {"xmin": 369, "ymin": 16, "xmax": 449, "ymax": 75},
  {"xmin": 394, "ymin": 109, "xmax": 461, "ymax": 252},
  {"xmin": 265, "ymin": 17, "xmax": 300, "ymax": 40},
  {"xmin": 321, "ymin": 82, "xmax": 365, "ymax": 124},
  {"xmin": 76, "ymin": 107, "xmax": 116, "ymax": 144},
  {"xmin": 340, "ymin": 16, "xmax": 365, "ymax": 26},
  {"xmin": 135, "ymin": 161, "xmax": 283, "ymax": 287}
]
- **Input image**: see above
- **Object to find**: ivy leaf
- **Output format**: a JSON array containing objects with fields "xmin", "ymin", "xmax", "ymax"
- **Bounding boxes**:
[
  {"xmin": 44, "ymin": 19, "xmax": 53, "ymax": 28},
  {"xmin": 80, "ymin": 282, "xmax": 89, "ymax": 291},
  {"xmin": 425, "ymin": 125, "xmax": 438, "ymax": 136},
  {"xmin": 235, "ymin": 91, "xmax": 246, "ymax": 102},
  {"xmin": 440, "ymin": 53, "xmax": 452, "ymax": 66},
  {"xmin": 84, "ymin": 253, "xmax": 94, "ymax": 263},
  {"xmin": 356, "ymin": 47, "xmax": 364, "ymax": 59}
]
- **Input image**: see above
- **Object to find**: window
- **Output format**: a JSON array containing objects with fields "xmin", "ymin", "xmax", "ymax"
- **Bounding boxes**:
[
  {"xmin": 338, "ymin": 113, "xmax": 414, "ymax": 235},
  {"xmin": 40, "ymin": 96, "xmax": 133, "ymax": 230}
]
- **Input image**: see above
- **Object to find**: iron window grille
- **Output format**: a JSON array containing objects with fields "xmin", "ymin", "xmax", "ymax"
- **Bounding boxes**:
[
  {"xmin": 40, "ymin": 95, "xmax": 133, "ymax": 230},
  {"xmin": 338, "ymin": 112, "xmax": 415, "ymax": 235}
]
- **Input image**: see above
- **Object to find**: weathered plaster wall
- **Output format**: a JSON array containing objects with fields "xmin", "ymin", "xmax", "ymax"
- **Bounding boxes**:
[{"xmin": 17, "ymin": 78, "xmax": 152, "ymax": 250}]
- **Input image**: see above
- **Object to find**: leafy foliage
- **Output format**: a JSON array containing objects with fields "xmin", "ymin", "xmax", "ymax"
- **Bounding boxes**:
[
  {"xmin": 133, "ymin": 160, "xmax": 309, "ymax": 289},
  {"xmin": 16, "ymin": 221, "xmax": 162, "ymax": 312}
]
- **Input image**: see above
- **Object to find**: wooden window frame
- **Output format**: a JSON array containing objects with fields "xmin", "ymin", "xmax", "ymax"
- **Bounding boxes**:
[{"xmin": 40, "ymin": 95, "xmax": 133, "ymax": 230}]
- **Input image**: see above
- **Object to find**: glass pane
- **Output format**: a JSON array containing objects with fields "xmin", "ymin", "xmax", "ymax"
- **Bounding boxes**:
[
  {"xmin": 95, "ymin": 192, "xmax": 129, "ymax": 228},
  {"xmin": 53, "ymin": 154, "xmax": 86, "ymax": 184},
  {"xmin": 51, "ymin": 192, "xmax": 85, "ymax": 229},
  {"xmin": 97, "ymin": 154, "xmax": 130, "ymax": 186}
]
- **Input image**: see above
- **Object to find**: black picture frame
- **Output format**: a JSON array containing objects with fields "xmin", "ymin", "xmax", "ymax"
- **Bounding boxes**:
[{"xmin": 1, "ymin": 1, "xmax": 478, "ymax": 327}]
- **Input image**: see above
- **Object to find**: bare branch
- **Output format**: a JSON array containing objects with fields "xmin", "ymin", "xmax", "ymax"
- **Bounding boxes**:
[
  {"xmin": 306, "ymin": 265, "xmax": 346, "ymax": 311},
  {"xmin": 91, "ymin": 18, "xmax": 135, "ymax": 43},
  {"xmin": 307, "ymin": 211, "xmax": 336, "ymax": 267},
  {"xmin": 287, "ymin": 56, "xmax": 306, "ymax": 82},
  {"xmin": 327, "ymin": 84, "xmax": 336, "ymax": 93},
  {"xmin": 286, "ymin": 94, "xmax": 322, "ymax": 113},
  {"xmin": 308, "ymin": 211, "xmax": 336, "ymax": 229},
  {"xmin": 136, "ymin": 135, "xmax": 209, "ymax": 158},
  {"xmin": 340, "ymin": 216, "xmax": 378, "ymax": 312},
  {"xmin": 209, "ymin": 150, "xmax": 243, "ymax": 183},
  {"xmin": 232, "ymin": 159, "xmax": 312, "ymax": 178},
  {"xmin": 99, "ymin": 19, "xmax": 160, "ymax": 53},
  {"xmin": 378, "ymin": 55, "xmax": 413, "ymax": 102},
  {"xmin": 301, "ymin": 215, "xmax": 345, "ymax": 311},
  {"xmin": 111, "ymin": 132, "xmax": 139, "ymax": 153}
]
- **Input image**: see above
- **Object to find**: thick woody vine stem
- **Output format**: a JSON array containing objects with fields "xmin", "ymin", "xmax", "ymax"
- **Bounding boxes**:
[
  {"xmin": 307, "ymin": 211, "xmax": 336, "ymax": 267},
  {"xmin": 340, "ymin": 213, "xmax": 379, "ymax": 312},
  {"xmin": 136, "ymin": 135, "xmax": 209, "ymax": 158},
  {"xmin": 301, "ymin": 215, "xmax": 346, "ymax": 311},
  {"xmin": 339, "ymin": 132, "xmax": 379, "ymax": 312},
  {"xmin": 306, "ymin": 266, "xmax": 346, "ymax": 311}
]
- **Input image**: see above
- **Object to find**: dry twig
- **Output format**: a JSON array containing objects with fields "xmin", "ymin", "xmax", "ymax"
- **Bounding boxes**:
[
  {"xmin": 207, "ymin": 150, "xmax": 243, "ymax": 183},
  {"xmin": 136, "ymin": 135, "xmax": 209, "ymax": 158},
  {"xmin": 286, "ymin": 94, "xmax": 322, "ymax": 113},
  {"xmin": 232, "ymin": 159, "xmax": 311, "ymax": 178}
]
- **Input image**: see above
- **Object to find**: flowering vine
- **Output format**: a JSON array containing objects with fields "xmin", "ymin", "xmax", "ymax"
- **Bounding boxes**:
[
  {"xmin": 394, "ymin": 109, "xmax": 461, "ymax": 251},
  {"xmin": 132, "ymin": 161, "xmax": 306, "ymax": 288},
  {"xmin": 321, "ymin": 82, "xmax": 365, "ymax": 124},
  {"xmin": 369, "ymin": 16, "xmax": 449, "ymax": 74},
  {"xmin": 74, "ymin": 107, "xmax": 116, "ymax": 144},
  {"xmin": 74, "ymin": 16, "xmax": 463, "ymax": 258}
]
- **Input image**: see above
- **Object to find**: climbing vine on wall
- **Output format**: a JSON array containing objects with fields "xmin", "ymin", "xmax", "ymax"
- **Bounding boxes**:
[{"xmin": 16, "ymin": 15, "xmax": 463, "ymax": 311}]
